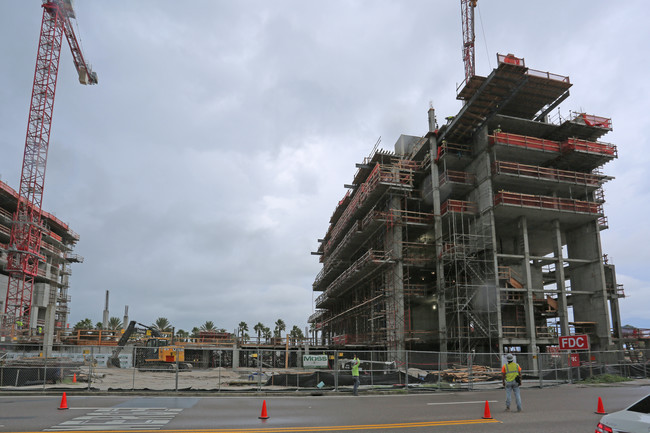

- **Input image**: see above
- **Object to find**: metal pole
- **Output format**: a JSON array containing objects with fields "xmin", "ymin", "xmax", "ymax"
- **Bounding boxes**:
[
  {"xmin": 370, "ymin": 351, "xmax": 374, "ymax": 387},
  {"xmin": 537, "ymin": 353, "xmax": 543, "ymax": 388},
  {"xmin": 437, "ymin": 352, "xmax": 441, "ymax": 389},
  {"xmin": 175, "ymin": 348, "xmax": 179, "ymax": 392},
  {"xmin": 43, "ymin": 355, "xmax": 47, "ymax": 391},
  {"xmin": 258, "ymin": 348, "xmax": 262, "ymax": 391},
  {"xmin": 218, "ymin": 351, "xmax": 222, "ymax": 392},
  {"xmin": 405, "ymin": 350, "xmax": 409, "ymax": 393},
  {"xmin": 88, "ymin": 347, "xmax": 93, "ymax": 391},
  {"xmin": 132, "ymin": 346, "xmax": 136, "ymax": 390},
  {"xmin": 334, "ymin": 350, "xmax": 338, "ymax": 393}
]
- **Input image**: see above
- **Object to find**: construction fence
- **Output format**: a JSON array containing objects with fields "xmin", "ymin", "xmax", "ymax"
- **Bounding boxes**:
[{"xmin": 0, "ymin": 345, "xmax": 647, "ymax": 392}]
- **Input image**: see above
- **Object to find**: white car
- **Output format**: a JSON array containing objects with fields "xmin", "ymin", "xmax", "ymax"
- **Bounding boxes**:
[{"xmin": 595, "ymin": 394, "xmax": 650, "ymax": 433}]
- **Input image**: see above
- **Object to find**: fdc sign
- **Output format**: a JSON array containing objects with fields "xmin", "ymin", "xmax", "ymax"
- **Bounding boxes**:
[{"xmin": 559, "ymin": 335, "xmax": 590, "ymax": 350}]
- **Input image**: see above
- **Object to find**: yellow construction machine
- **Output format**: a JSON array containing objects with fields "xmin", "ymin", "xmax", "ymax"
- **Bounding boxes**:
[{"xmin": 108, "ymin": 321, "xmax": 192, "ymax": 370}]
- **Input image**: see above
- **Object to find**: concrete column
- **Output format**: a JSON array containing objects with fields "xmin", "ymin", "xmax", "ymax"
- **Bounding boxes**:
[
  {"xmin": 232, "ymin": 343, "xmax": 239, "ymax": 369},
  {"xmin": 428, "ymin": 115, "xmax": 447, "ymax": 358},
  {"xmin": 566, "ymin": 221, "xmax": 612, "ymax": 350},
  {"xmin": 519, "ymin": 216, "xmax": 538, "ymax": 373},
  {"xmin": 43, "ymin": 303, "xmax": 56, "ymax": 358},
  {"xmin": 552, "ymin": 220, "xmax": 570, "ymax": 336},
  {"xmin": 488, "ymin": 210, "xmax": 505, "ymax": 355}
]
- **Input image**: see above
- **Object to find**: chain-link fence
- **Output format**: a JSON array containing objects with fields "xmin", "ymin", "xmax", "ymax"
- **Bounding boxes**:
[{"xmin": 1, "ymin": 344, "xmax": 647, "ymax": 392}]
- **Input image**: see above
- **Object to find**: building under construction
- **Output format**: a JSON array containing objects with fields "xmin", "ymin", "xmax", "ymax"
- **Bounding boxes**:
[
  {"xmin": 309, "ymin": 54, "xmax": 625, "ymax": 363},
  {"xmin": 0, "ymin": 179, "xmax": 82, "ymax": 340}
]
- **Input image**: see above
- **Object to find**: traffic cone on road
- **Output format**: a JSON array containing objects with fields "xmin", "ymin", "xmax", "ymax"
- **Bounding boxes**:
[
  {"xmin": 258, "ymin": 400, "xmax": 269, "ymax": 420},
  {"xmin": 482, "ymin": 400, "xmax": 493, "ymax": 419},
  {"xmin": 595, "ymin": 397, "xmax": 607, "ymax": 414},
  {"xmin": 72, "ymin": 373, "xmax": 77, "ymax": 383},
  {"xmin": 58, "ymin": 392, "xmax": 69, "ymax": 410}
]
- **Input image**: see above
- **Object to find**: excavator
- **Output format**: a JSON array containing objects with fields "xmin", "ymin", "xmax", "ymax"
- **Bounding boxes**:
[{"xmin": 108, "ymin": 321, "xmax": 192, "ymax": 370}]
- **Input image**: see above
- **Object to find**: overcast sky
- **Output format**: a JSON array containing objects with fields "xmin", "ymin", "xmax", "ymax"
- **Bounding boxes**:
[{"xmin": 0, "ymin": 1, "xmax": 648, "ymax": 334}]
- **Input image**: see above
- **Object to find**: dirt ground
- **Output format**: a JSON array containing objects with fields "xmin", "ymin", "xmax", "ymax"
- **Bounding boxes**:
[{"xmin": 74, "ymin": 367, "xmax": 291, "ymax": 391}]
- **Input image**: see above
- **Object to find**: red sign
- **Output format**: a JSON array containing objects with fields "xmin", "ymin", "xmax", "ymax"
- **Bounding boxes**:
[
  {"xmin": 569, "ymin": 353, "xmax": 580, "ymax": 367},
  {"xmin": 559, "ymin": 335, "xmax": 590, "ymax": 350}
]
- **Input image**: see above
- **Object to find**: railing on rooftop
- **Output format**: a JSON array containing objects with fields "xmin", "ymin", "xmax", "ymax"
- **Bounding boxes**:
[
  {"xmin": 494, "ymin": 191, "xmax": 600, "ymax": 214},
  {"xmin": 492, "ymin": 161, "xmax": 602, "ymax": 186},
  {"xmin": 497, "ymin": 53, "xmax": 570, "ymax": 84},
  {"xmin": 562, "ymin": 137, "xmax": 617, "ymax": 158},
  {"xmin": 489, "ymin": 132, "xmax": 561, "ymax": 153}
]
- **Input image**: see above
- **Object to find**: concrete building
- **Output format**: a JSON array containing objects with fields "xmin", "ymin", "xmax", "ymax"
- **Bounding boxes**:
[
  {"xmin": 0, "ymin": 178, "xmax": 82, "ymax": 336},
  {"xmin": 309, "ymin": 54, "xmax": 624, "ymax": 364}
]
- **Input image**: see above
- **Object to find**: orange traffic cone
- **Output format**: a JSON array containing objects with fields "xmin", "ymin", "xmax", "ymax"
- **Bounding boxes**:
[
  {"xmin": 58, "ymin": 392, "xmax": 69, "ymax": 410},
  {"xmin": 258, "ymin": 400, "xmax": 269, "ymax": 420},
  {"xmin": 72, "ymin": 373, "xmax": 77, "ymax": 383},
  {"xmin": 482, "ymin": 400, "xmax": 492, "ymax": 419},
  {"xmin": 595, "ymin": 397, "xmax": 607, "ymax": 414}
]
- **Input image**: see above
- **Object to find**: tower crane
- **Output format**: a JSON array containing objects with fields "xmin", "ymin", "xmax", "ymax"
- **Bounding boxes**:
[
  {"xmin": 460, "ymin": 0, "xmax": 477, "ymax": 84},
  {"xmin": 3, "ymin": 0, "xmax": 97, "ymax": 337}
]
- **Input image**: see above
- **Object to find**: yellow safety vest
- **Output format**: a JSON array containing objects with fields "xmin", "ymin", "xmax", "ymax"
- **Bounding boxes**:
[{"xmin": 505, "ymin": 362, "xmax": 520, "ymax": 382}]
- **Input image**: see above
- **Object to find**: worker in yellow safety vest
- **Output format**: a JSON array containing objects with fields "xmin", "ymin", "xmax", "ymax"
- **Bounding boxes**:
[
  {"xmin": 351, "ymin": 354, "xmax": 360, "ymax": 396},
  {"xmin": 501, "ymin": 353, "xmax": 522, "ymax": 412}
]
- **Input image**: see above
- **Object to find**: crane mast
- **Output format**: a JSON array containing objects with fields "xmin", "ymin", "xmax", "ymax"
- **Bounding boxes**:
[
  {"xmin": 3, "ymin": 0, "xmax": 97, "ymax": 336},
  {"xmin": 460, "ymin": 0, "xmax": 477, "ymax": 84}
]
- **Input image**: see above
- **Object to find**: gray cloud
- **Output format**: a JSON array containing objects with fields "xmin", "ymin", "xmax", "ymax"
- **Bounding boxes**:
[{"xmin": 1, "ymin": 1, "xmax": 648, "ymax": 332}]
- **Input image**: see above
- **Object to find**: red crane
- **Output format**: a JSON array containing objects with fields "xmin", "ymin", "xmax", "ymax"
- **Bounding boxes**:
[
  {"xmin": 3, "ymin": 0, "xmax": 97, "ymax": 336},
  {"xmin": 460, "ymin": 0, "xmax": 478, "ymax": 84}
]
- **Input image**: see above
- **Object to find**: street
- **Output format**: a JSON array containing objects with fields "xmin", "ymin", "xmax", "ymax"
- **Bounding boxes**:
[{"xmin": 0, "ymin": 382, "xmax": 647, "ymax": 432}]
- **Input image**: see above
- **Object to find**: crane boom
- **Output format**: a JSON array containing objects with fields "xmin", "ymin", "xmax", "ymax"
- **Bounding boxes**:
[
  {"xmin": 3, "ymin": 0, "xmax": 97, "ymax": 336},
  {"xmin": 460, "ymin": 0, "xmax": 477, "ymax": 84}
]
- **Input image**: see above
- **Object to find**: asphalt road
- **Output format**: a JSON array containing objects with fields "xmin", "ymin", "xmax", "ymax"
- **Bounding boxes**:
[{"xmin": 0, "ymin": 383, "xmax": 647, "ymax": 432}]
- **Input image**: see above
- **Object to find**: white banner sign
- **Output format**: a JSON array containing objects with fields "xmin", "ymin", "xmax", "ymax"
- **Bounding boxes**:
[{"xmin": 303, "ymin": 354, "xmax": 328, "ymax": 368}]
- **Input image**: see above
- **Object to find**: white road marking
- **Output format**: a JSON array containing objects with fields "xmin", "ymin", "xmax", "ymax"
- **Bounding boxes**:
[
  {"xmin": 427, "ymin": 400, "xmax": 498, "ymax": 405},
  {"xmin": 45, "ymin": 408, "xmax": 183, "ymax": 431}
]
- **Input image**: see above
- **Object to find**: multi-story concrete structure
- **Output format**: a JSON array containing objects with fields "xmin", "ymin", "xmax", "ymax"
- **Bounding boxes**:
[
  {"xmin": 310, "ymin": 54, "xmax": 624, "ymax": 365},
  {"xmin": 0, "ymin": 179, "xmax": 82, "ymax": 339}
]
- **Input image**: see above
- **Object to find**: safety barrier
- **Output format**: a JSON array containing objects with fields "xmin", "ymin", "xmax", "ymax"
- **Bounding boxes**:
[{"xmin": 1, "ymin": 346, "xmax": 646, "ymax": 392}]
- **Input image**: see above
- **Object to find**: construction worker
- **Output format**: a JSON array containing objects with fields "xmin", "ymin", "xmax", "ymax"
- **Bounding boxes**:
[
  {"xmin": 351, "ymin": 354, "xmax": 360, "ymax": 396},
  {"xmin": 501, "ymin": 353, "xmax": 522, "ymax": 412},
  {"xmin": 16, "ymin": 319, "xmax": 23, "ymax": 329}
]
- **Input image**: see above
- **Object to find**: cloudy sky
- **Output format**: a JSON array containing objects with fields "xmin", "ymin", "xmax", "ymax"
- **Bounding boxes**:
[{"xmin": 0, "ymin": 1, "xmax": 648, "ymax": 334}]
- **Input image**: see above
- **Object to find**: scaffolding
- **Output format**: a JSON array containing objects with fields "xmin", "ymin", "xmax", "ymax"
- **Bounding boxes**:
[{"xmin": 440, "ymin": 212, "xmax": 497, "ymax": 354}]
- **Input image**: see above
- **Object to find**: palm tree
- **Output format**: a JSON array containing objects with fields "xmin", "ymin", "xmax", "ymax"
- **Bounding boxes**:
[
  {"xmin": 176, "ymin": 329, "xmax": 189, "ymax": 342},
  {"xmin": 238, "ymin": 321, "xmax": 248, "ymax": 340},
  {"xmin": 153, "ymin": 317, "xmax": 171, "ymax": 332},
  {"xmin": 200, "ymin": 321, "xmax": 217, "ymax": 332},
  {"xmin": 289, "ymin": 325, "xmax": 304, "ymax": 344},
  {"xmin": 262, "ymin": 327, "xmax": 272, "ymax": 343},
  {"xmin": 253, "ymin": 322, "xmax": 265, "ymax": 344},
  {"xmin": 274, "ymin": 319, "xmax": 286, "ymax": 339},
  {"xmin": 95, "ymin": 322, "xmax": 103, "ymax": 329},
  {"xmin": 107, "ymin": 317, "xmax": 123, "ymax": 330},
  {"xmin": 73, "ymin": 318, "xmax": 93, "ymax": 330},
  {"xmin": 191, "ymin": 327, "xmax": 200, "ymax": 339}
]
